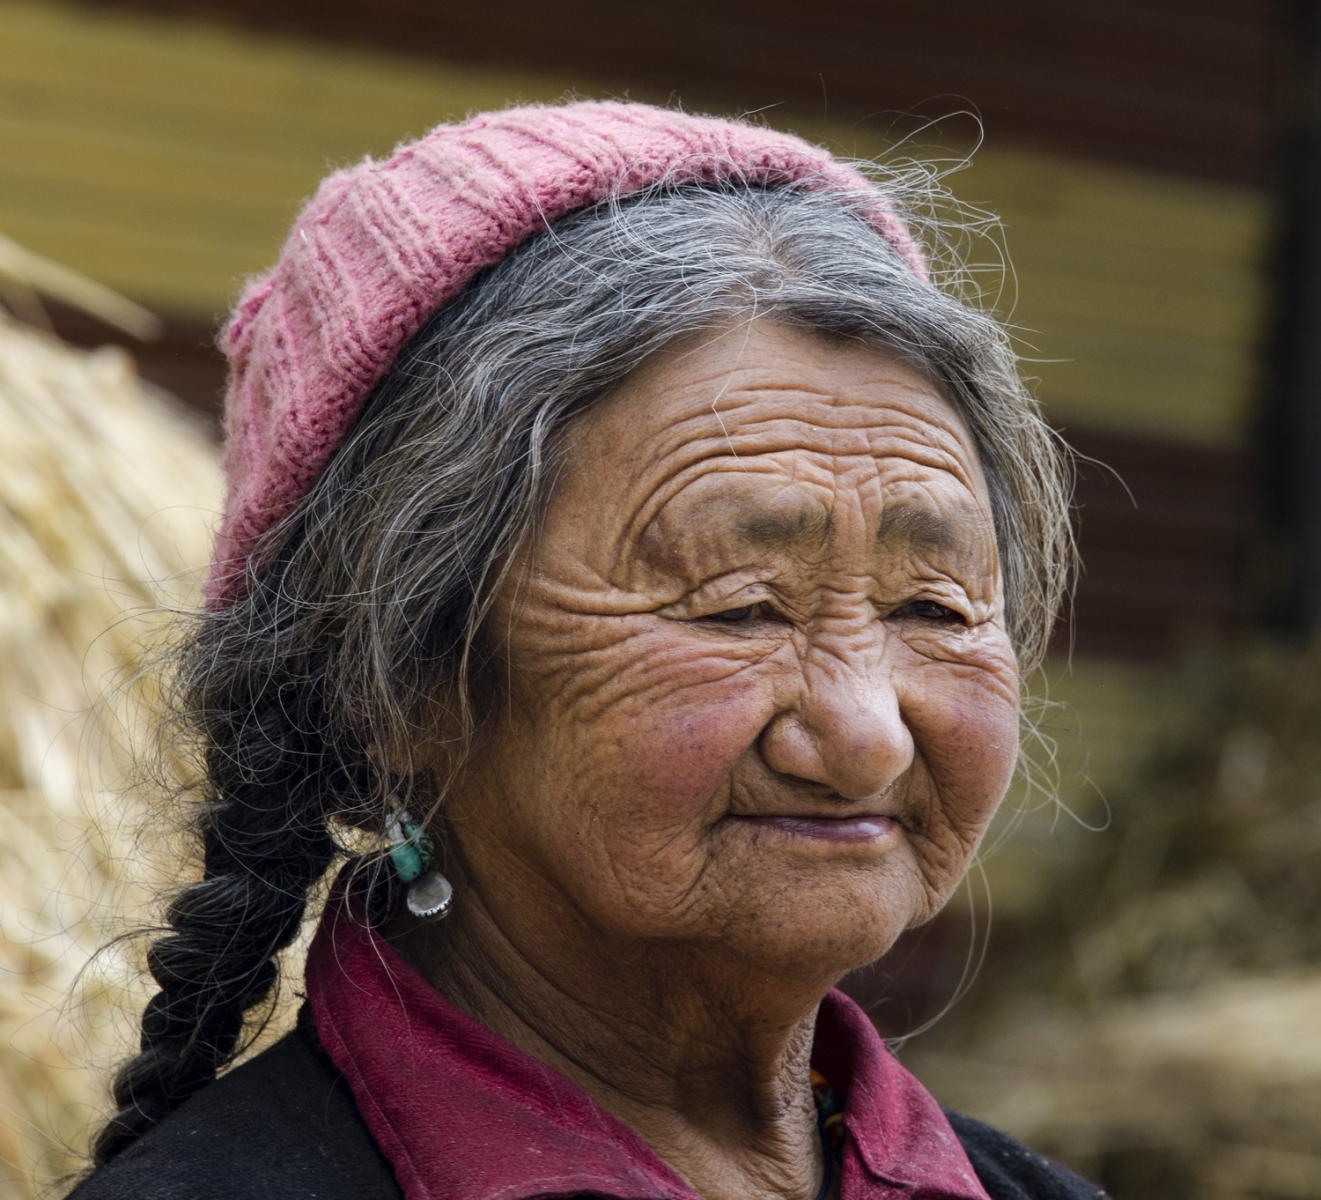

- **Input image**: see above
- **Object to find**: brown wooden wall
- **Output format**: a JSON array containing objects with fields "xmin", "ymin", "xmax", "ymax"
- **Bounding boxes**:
[
  {"xmin": 97, "ymin": 0, "xmax": 1276, "ymax": 183},
  {"xmin": 6, "ymin": 0, "xmax": 1278, "ymax": 658}
]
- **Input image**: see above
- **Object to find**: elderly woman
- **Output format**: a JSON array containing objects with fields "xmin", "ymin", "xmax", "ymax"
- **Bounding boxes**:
[{"xmin": 72, "ymin": 101, "xmax": 1098, "ymax": 1200}]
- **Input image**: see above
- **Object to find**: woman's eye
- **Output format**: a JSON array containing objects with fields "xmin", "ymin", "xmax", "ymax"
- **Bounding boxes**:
[
  {"xmin": 896, "ymin": 599, "xmax": 965, "ymax": 624},
  {"xmin": 707, "ymin": 603, "xmax": 763, "ymax": 623}
]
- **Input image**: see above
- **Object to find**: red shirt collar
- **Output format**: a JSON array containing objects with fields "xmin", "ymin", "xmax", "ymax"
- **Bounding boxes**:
[{"xmin": 306, "ymin": 878, "xmax": 990, "ymax": 1200}]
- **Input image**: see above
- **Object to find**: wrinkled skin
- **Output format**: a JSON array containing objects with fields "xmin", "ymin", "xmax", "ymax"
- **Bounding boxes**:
[{"xmin": 402, "ymin": 319, "xmax": 1020, "ymax": 1200}]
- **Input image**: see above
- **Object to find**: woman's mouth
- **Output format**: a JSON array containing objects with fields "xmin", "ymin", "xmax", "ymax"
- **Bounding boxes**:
[{"xmin": 729, "ymin": 814, "xmax": 901, "ymax": 844}]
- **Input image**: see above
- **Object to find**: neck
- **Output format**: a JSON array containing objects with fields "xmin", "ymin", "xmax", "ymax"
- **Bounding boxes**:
[{"xmin": 389, "ymin": 881, "xmax": 834, "ymax": 1200}]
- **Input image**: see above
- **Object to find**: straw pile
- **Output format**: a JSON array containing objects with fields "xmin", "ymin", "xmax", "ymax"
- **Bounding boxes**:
[
  {"xmin": 0, "ymin": 305, "xmax": 220, "ymax": 1197},
  {"xmin": 906, "ymin": 642, "xmax": 1321, "ymax": 1199}
]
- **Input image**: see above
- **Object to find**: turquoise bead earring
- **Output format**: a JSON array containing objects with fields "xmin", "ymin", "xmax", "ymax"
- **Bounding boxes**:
[{"xmin": 386, "ymin": 809, "xmax": 454, "ymax": 919}]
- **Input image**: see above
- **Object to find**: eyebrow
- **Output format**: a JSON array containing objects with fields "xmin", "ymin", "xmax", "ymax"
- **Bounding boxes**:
[
  {"xmin": 737, "ymin": 507, "xmax": 834, "ymax": 549},
  {"xmin": 730, "ymin": 501, "xmax": 974, "ymax": 555},
  {"xmin": 875, "ymin": 504, "xmax": 960, "ymax": 552}
]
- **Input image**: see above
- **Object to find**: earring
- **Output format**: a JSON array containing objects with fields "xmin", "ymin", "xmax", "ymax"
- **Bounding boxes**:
[{"xmin": 386, "ymin": 809, "xmax": 454, "ymax": 919}]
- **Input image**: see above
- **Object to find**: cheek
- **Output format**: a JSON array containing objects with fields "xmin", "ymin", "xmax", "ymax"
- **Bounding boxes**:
[
  {"xmin": 512, "ymin": 621, "xmax": 774, "ymax": 829},
  {"xmin": 946, "ymin": 695, "xmax": 1019, "ymax": 799},
  {"xmin": 911, "ymin": 661, "xmax": 1020, "ymax": 831},
  {"xmin": 592, "ymin": 663, "xmax": 769, "ymax": 828}
]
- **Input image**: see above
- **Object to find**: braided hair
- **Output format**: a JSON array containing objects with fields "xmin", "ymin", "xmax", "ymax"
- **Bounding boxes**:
[{"xmin": 91, "ymin": 178, "xmax": 1073, "ymax": 1164}]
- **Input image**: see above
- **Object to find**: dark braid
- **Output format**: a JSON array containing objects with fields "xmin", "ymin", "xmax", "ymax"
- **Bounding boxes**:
[{"xmin": 91, "ymin": 663, "xmax": 341, "ymax": 1165}]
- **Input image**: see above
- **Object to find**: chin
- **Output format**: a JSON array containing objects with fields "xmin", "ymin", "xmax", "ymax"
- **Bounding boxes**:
[{"xmin": 709, "ymin": 889, "xmax": 922, "ymax": 988}]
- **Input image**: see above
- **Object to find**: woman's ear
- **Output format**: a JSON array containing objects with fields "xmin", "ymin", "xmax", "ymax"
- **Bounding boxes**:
[{"xmin": 356, "ymin": 687, "xmax": 471, "ymax": 817}]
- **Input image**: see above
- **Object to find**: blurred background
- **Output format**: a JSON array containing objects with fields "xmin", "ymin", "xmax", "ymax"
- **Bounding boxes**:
[{"xmin": 1, "ymin": 1, "xmax": 1317, "ymax": 1196}]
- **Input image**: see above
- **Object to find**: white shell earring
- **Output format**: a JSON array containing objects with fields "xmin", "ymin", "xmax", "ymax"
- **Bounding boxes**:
[{"xmin": 386, "ymin": 809, "xmax": 454, "ymax": 920}]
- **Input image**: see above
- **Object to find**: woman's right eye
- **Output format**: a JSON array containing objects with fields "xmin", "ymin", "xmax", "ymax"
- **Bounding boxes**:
[
  {"xmin": 710, "ymin": 604, "xmax": 758, "ymax": 622},
  {"xmin": 705, "ymin": 603, "xmax": 767, "ymax": 624}
]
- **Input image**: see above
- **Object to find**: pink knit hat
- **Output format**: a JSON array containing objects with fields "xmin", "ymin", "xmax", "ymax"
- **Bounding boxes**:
[{"xmin": 207, "ymin": 100, "xmax": 927, "ymax": 608}]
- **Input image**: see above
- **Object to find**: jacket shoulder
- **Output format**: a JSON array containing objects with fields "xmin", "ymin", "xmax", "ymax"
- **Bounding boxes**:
[
  {"xmin": 945, "ymin": 1110, "xmax": 1109, "ymax": 1200},
  {"xmin": 67, "ymin": 1016, "xmax": 399, "ymax": 1200}
]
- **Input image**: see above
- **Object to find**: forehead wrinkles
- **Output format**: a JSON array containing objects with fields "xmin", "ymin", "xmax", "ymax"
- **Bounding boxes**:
[{"xmin": 614, "ymin": 406, "xmax": 983, "ymax": 565}]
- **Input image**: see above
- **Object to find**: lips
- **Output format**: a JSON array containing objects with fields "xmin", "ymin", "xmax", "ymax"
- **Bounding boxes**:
[{"xmin": 727, "ymin": 813, "xmax": 902, "ymax": 844}]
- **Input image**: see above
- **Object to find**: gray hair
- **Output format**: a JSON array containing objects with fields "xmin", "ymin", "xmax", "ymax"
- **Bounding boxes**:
[
  {"xmin": 93, "ymin": 171, "xmax": 1073, "ymax": 1164},
  {"xmin": 275, "ymin": 175, "xmax": 1070, "ymax": 764}
]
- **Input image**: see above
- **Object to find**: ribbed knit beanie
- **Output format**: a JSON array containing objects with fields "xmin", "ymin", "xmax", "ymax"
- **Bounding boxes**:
[{"xmin": 207, "ymin": 100, "xmax": 927, "ymax": 608}]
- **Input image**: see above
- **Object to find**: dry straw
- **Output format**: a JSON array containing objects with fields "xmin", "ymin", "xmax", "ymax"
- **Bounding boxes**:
[
  {"xmin": 906, "ymin": 642, "xmax": 1321, "ymax": 1199},
  {"xmin": 0, "ymin": 250, "xmax": 220, "ymax": 1197}
]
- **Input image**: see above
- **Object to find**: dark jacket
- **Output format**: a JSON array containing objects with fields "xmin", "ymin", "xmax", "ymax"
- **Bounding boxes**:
[{"xmin": 69, "ymin": 1012, "xmax": 1106, "ymax": 1200}]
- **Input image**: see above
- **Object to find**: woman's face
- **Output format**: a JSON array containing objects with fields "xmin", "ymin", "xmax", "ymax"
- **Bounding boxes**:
[{"xmin": 442, "ymin": 319, "xmax": 1020, "ymax": 982}]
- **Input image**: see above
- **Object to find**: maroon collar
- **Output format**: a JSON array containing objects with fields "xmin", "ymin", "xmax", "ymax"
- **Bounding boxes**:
[{"xmin": 306, "ymin": 880, "xmax": 990, "ymax": 1200}]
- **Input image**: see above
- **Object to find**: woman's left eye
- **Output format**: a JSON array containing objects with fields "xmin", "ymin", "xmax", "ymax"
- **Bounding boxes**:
[{"xmin": 895, "ymin": 599, "xmax": 965, "ymax": 624}]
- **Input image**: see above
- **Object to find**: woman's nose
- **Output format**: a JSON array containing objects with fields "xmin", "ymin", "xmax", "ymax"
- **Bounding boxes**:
[{"xmin": 758, "ymin": 658, "xmax": 915, "ymax": 800}]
